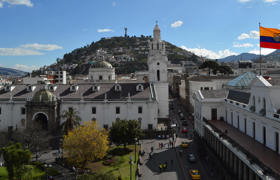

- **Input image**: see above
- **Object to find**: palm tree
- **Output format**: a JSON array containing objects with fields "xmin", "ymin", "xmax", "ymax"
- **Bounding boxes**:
[{"xmin": 61, "ymin": 108, "xmax": 81, "ymax": 135}]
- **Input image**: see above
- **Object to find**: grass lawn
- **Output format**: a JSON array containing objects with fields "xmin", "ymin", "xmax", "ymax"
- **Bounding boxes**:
[
  {"xmin": 0, "ymin": 165, "xmax": 45, "ymax": 180},
  {"xmin": 87, "ymin": 145, "xmax": 140, "ymax": 180}
]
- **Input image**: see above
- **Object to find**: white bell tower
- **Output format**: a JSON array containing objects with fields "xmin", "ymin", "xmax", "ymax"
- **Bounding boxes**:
[{"xmin": 148, "ymin": 22, "xmax": 169, "ymax": 119}]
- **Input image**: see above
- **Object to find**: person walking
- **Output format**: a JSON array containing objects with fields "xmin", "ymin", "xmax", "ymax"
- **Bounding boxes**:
[{"xmin": 159, "ymin": 163, "xmax": 162, "ymax": 173}]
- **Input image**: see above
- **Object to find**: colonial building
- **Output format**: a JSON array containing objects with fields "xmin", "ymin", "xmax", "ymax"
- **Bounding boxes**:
[
  {"xmin": 193, "ymin": 76, "xmax": 280, "ymax": 180},
  {"xmin": 0, "ymin": 24, "xmax": 169, "ymax": 133}
]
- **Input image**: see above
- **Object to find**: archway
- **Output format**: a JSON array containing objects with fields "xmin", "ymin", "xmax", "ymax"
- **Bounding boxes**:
[{"xmin": 33, "ymin": 113, "xmax": 48, "ymax": 130}]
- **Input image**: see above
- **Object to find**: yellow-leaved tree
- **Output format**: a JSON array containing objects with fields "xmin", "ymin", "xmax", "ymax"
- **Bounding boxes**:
[{"xmin": 63, "ymin": 121, "xmax": 109, "ymax": 168}]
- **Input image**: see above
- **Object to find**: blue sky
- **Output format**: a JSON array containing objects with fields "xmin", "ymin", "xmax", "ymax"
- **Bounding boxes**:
[{"xmin": 0, "ymin": 0, "xmax": 279, "ymax": 72}]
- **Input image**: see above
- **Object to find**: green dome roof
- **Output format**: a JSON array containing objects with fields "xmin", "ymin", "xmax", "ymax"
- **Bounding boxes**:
[
  {"xmin": 32, "ymin": 89, "xmax": 56, "ymax": 102},
  {"xmin": 91, "ymin": 60, "xmax": 113, "ymax": 68}
]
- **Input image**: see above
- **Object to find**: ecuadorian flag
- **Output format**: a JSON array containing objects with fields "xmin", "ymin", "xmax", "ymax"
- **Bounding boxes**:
[{"xmin": 260, "ymin": 26, "xmax": 280, "ymax": 49}]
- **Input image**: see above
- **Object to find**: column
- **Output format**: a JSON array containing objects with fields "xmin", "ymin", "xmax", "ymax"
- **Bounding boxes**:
[
  {"xmin": 243, "ymin": 164, "xmax": 248, "ymax": 180},
  {"xmin": 238, "ymin": 160, "xmax": 243, "ymax": 180},
  {"xmin": 248, "ymin": 169, "xmax": 254, "ymax": 180}
]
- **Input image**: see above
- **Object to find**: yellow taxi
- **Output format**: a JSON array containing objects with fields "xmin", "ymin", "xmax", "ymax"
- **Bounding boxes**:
[
  {"xmin": 189, "ymin": 169, "xmax": 200, "ymax": 179},
  {"xmin": 181, "ymin": 141, "xmax": 188, "ymax": 148}
]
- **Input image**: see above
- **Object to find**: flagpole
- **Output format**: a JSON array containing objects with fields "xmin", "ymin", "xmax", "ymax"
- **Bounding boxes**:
[{"xmin": 259, "ymin": 22, "xmax": 262, "ymax": 75}]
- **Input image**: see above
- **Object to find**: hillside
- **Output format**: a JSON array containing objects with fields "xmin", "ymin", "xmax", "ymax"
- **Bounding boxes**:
[
  {"xmin": 33, "ymin": 36, "xmax": 205, "ymax": 75},
  {"xmin": 219, "ymin": 53, "xmax": 259, "ymax": 62},
  {"xmin": 0, "ymin": 67, "xmax": 27, "ymax": 77},
  {"xmin": 263, "ymin": 49, "xmax": 280, "ymax": 62}
]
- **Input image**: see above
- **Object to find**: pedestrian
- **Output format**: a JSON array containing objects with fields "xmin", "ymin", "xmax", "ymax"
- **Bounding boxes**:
[
  {"xmin": 149, "ymin": 152, "xmax": 152, "ymax": 160},
  {"xmin": 159, "ymin": 142, "xmax": 161, "ymax": 149},
  {"xmin": 159, "ymin": 164, "xmax": 162, "ymax": 173},
  {"xmin": 151, "ymin": 146, "xmax": 154, "ymax": 153},
  {"xmin": 163, "ymin": 162, "xmax": 167, "ymax": 170}
]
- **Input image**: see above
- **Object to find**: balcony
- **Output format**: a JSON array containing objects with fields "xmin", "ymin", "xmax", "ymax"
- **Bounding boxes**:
[{"xmin": 204, "ymin": 119, "xmax": 280, "ymax": 179}]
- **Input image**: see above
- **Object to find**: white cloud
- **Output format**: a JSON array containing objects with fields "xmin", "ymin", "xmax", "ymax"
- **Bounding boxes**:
[
  {"xmin": 238, "ymin": 33, "xmax": 250, "ymax": 40},
  {"xmin": 0, "ymin": 0, "xmax": 33, "ymax": 7},
  {"xmin": 171, "ymin": 20, "xmax": 183, "ymax": 28},
  {"xmin": 249, "ymin": 48, "xmax": 276, "ymax": 55},
  {"xmin": 181, "ymin": 45, "xmax": 237, "ymax": 59},
  {"xmin": 14, "ymin": 64, "xmax": 38, "ymax": 72},
  {"xmin": 97, "ymin": 28, "xmax": 113, "ymax": 33},
  {"xmin": 238, "ymin": 0, "xmax": 251, "ymax": 3},
  {"xmin": 249, "ymin": 30, "xmax": 259, "ymax": 39},
  {"xmin": 238, "ymin": 30, "xmax": 259, "ymax": 40},
  {"xmin": 20, "ymin": 43, "xmax": 62, "ymax": 51},
  {"xmin": 0, "ymin": 48, "xmax": 42, "ymax": 56},
  {"xmin": 112, "ymin": 1, "xmax": 116, "ymax": 7},
  {"xmin": 233, "ymin": 42, "xmax": 254, "ymax": 48},
  {"xmin": 264, "ymin": 0, "xmax": 278, "ymax": 3}
]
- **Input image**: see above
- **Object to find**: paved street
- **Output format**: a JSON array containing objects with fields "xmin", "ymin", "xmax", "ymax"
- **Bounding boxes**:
[{"xmin": 139, "ymin": 98, "xmax": 226, "ymax": 180}]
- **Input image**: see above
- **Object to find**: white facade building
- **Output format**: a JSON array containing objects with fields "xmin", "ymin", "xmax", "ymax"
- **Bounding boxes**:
[
  {"xmin": 0, "ymin": 24, "xmax": 169, "ymax": 133},
  {"xmin": 193, "ymin": 76, "xmax": 280, "ymax": 179}
]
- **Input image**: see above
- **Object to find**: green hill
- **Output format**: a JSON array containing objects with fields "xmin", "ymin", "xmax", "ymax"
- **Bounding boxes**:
[{"xmin": 33, "ymin": 36, "xmax": 204, "ymax": 75}]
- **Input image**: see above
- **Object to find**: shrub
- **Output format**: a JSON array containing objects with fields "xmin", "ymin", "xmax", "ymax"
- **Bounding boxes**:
[
  {"xmin": 108, "ymin": 147, "xmax": 131, "ymax": 156},
  {"xmin": 77, "ymin": 172, "xmax": 116, "ymax": 180}
]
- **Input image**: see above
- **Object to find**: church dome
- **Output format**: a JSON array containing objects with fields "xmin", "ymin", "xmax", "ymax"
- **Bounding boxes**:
[
  {"xmin": 91, "ymin": 60, "xmax": 113, "ymax": 68},
  {"xmin": 32, "ymin": 89, "xmax": 56, "ymax": 102}
]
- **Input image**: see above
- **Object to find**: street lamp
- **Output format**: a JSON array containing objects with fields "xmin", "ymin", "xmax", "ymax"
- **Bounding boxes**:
[
  {"xmin": 134, "ymin": 137, "xmax": 137, "ymax": 163},
  {"xmin": 129, "ymin": 156, "xmax": 133, "ymax": 180}
]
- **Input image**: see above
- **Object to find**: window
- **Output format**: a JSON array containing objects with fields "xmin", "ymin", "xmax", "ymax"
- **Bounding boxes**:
[
  {"xmin": 253, "ymin": 122, "xmax": 256, "ymax": 139},
  {"xmin": 108, "ymin": 75, "xmax": 111, "ymax": 80},
  {"xmin": 253, "ymin": 96, "xmax": 255, "ymax": 106},
  {"xmin": 21, "ymin": 107, "xmax": 26, "ymax": 115},
  {"xmin": 116, "ymin": 107, "xmax": 120, "ymax": 114},
  {"xmin": 204, "ymin": 87, "xmax": 209, "ymax": 90},
  {"xmin": 200, "ymin": 87, "xmax": 203, "ymax": 90},
  {"xmin": 138, "ymin": 106, "xmax": 143, "ymax": 114},
  {"xmin": 157, "ymin": 62, "xmax": 160, "ymax": 66},
  {"xmin": 263, "ymin": 98, "xmax": 266, "ymax": 115},
  {"xmin": 69, "ymin": 107, "xmax": 73, "ymax": 112},
  {"xmin": 92, "ymin": 118, "xmax": 96, "ymax": 121},
  {"xmin": 275, "ymin": 132, "xmax": 279, "ymax": 153},
  {"xmin": 237, "ymin": 115, "xmax": 239, "ymax": 129},
  {"xmin": 148, "ymin": 124, "xmax": 153, "ymax": 130},
  {"xmin": 92, "ymin": 107, "xmax": 96, "ymax": 114},
  {"xmin": 151, "ymin": 44, "xmax": 153, "ymax": 50},
  {"xmin": 157, "ymin": 43, "xmax": 159, "ymax": 50},
  {"xmin": 244, "ymin": 118, "xmax": 247, "ymax": 134},
  {"xmin": 0, "ymin": 107, "xmax": 1, "ymax": 114},
  {"xmin": 99, "ymin": 75, "xmax": 103, "ymax": 80},
  {"xmin": 225, "ymin": 110, "xmax": 227, "ymax": 122},
  {"xmin": 157, "ymin": 70, "xmax": 160, "ymax": 81},
  {"xmin": 263, "ymin": 126, "xmax": 266, "ymax": 145}
]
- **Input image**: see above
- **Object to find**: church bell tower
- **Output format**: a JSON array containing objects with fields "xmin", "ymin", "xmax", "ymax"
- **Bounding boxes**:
[{"xmin": 148, "ymin": 22, "xmax": 169, "ymax": 119}]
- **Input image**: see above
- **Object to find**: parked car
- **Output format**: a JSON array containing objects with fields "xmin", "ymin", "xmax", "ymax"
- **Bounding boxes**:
[
  {"xmin": 189, "ymin": 169, "xmax": 200, "ymax": 179},
  {"xmin": 181, "ymin": 127, "xmax": 188, "ymax": 134},
  {"xmin": 182, "ymin": 120, "xmax": 188, "ymax": 126},
  {"xmin": 181, "ymin": 142, "xmax": 188, "ymax": 148},
  {"xmin": 171, "ymin": 124, "xmax": 177, "ymax": 128},
  {"xmin": 188, "ymin": 153, "xmax": 197, "ymax": 163}
]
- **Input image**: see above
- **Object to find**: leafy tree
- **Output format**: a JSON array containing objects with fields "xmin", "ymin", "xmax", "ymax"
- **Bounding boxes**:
[
  {"xmin": 110, "ymin": 119, "xmax": 142, "ymax": 148},
  {"xmin": 218, "ymin": 65, "xmax": 233, "ymax": 75},
  {"xmin": 63, "ymin": 121, "xmax": 109, "ymax": 169},
  {"xmin": 61, "ymin": 107, "xmax": 81, "ymax": 135},
  {"xmin": 199, "ymin": 60, "xmax": 220, "ymax": 74},
  {"xmin": 2, "ymin": 142, "xmax": 32, "ymax": 180}
]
